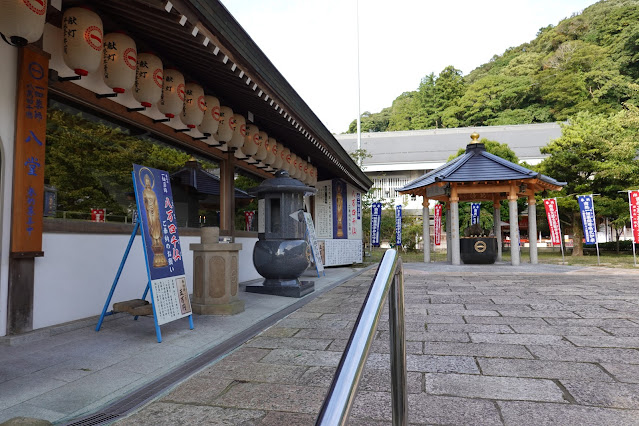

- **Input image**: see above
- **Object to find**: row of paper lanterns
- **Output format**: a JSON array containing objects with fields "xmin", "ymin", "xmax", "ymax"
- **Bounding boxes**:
[{"xmin": 0, "ymin": 3, "xmax": 318, "ymax": 186}]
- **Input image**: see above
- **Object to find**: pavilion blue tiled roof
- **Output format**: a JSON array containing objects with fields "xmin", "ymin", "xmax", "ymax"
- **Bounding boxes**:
[{"xmin": 398, "ymin": 143, "xmax": 565, "ymax": 193}]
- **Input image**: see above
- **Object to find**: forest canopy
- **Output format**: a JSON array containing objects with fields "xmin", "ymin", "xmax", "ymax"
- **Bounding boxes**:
[{"xmin": 346, "ymin": 0, "xmax": 639, "ymax": 133}]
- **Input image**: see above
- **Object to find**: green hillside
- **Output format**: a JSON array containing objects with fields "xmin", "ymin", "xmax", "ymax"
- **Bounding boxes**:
[{"xmin": 345, "ymin": 0, "xmax": 639, "ymax": 133}]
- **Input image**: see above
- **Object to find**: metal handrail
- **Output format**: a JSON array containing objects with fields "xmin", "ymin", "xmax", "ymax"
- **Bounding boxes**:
[{"xmin": 316, "ymin": 249, "xmax": 407, "ymax": 426}]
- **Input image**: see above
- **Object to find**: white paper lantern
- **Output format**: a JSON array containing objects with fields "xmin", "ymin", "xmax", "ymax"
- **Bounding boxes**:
[
  {"xmin": 228, "ymin": 113, "xmax": 246, "ymax": 149},
  {"xmin": 308, "ymin": 165, "xmax": 315, "ymax": 186},
  {"xmin": 102, "ymin": 32, "xmax": 137, "ymax": 94},
  {"xmin": 298, "ymin": 160, "xmax": 307, "ymax": 182},
  {"xmin": 303, "ymin": 162, "xmax": 311, "ymax": 184},
  {"xmin": 198, "ymin": 95, "xmax": 220, "ymax": 136},
  {"xmin": 265, "ymin": 137, "xmax": 277, "ymax": 165},
  {"xmin": 281, "ymin": 147, "xmax": 291, "ymax": 173},
  {"xmin": 288, "ymin": 153, "xmax": 298, "ymax": 178},
  {"xmin": 0, "ymin": 0, "xmax": 47, "ymax": 47},
  {"xmin": 298, "ymin": 159, "xmax": 307, "ymax": 181},
  {"xmin": 62, "ymin": 7, "xmax": 102, "ymax": 75},
  {"xmin": 180, "ymin": 82, "xmax": 205, "ymax": 128},
  {"xmin": 241, "ymin": 124, "xmax": 260, "ymax": 157},
  {"xmin": 215, "ymin": 106, "xmax": 234, "ymax": 142},
  {"xmin": 254, "ymin": 131, "xmax": 268, "ymax": 161},
  {"xmin": 158, "ymin": 68, "xmax": 184, "ymax": 118},
  {"xmin": 133, "ymin": 53, "xmax": 162, "ymax": 107},
  {"xmin": 271, "ymin": 142, "xmax": 282, "ymax": 169}
]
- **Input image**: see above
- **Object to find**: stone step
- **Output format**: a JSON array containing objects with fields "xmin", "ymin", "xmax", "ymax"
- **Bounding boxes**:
[{"xmin": 112, "ymin": 299, "xmax": 153, "ymax": 316}]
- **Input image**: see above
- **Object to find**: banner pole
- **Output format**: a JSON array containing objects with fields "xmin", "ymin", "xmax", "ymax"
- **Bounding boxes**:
[
  {"xmin": 555, "ymin": 198, "xmax": 565, "ymax": 263},
  {"xmin": 591, "ymin": 194, "xmax": 600, "ymax": 265},
  {"xmin": 629, "ymin": 191, "xmax": 637, "ymax": 267}
]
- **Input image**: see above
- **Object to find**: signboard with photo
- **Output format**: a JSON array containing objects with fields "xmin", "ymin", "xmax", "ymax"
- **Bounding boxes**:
[
  {"xmin": 133, "ymin": 164, "xmax": 191, "ymax": 326},
  {"xmin": 332, "ymin": 179, "xmax": 348, "ymax": 239}
]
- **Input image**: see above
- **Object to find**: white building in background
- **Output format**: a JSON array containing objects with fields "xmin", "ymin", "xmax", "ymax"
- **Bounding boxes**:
[{"xmin": 336, "ymin": 123, "xmax": 562, "ymax": 211}]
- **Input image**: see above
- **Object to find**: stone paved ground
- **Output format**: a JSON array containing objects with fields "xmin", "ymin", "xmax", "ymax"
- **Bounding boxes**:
[{"xmin": 118, "ymin": 264, "xmax": 639, "ymax": 425}]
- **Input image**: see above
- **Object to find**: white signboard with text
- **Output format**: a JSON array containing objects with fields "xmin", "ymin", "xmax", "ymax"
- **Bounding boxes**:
[
  {"xmin": 320, "ymin": 239, "xmax": 363, "ymax": 266},
  {"xmin": 314, "ymin": 180, "xmax": 333, "ymax": 239}
]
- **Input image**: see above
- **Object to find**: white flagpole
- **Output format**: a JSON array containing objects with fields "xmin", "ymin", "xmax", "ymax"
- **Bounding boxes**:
[
  {"xmin": 555, "ymin": 198, "xmax": 565, "ymax": 263},
  {"xmin": 591, "ymin": 194, "xmax": 600, "ymax": 265},
  {"xmin": 629, "ymin": 191, "xmax": 637, "ymax": 267},
  {"xmin": 355, "ymin": 0, "xmax": 362, "ymax": 166}
]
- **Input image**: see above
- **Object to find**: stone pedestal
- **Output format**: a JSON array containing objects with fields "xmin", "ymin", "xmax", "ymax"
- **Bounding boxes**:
[{"xmin": 189, "ymin": 227, "xmax": 244, "ymax": 315}]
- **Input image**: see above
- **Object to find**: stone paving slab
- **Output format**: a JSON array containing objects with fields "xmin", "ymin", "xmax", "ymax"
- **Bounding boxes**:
[
  {"xmin": 425, "ymin": 373, "xmax": 567, "ymax": 402},
  {"xmin": 498, "ymin": 401, "xmax": 639, "ymax": 426},
  {"xmin": 477, "ymin": 358, "xmax": 615, "ymax": 381}
]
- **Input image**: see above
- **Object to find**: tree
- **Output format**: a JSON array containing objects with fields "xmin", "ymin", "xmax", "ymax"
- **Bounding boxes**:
[
  {"xmin": 537, "ymin": 105, "xmax": 639, "ymax": 255},
  {"xmin": 46, "ymin": 108, "xmax": 196, "ymax": 219}
]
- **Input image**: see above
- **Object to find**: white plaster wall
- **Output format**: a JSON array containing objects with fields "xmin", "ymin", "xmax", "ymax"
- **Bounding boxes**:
[
  {"xmin": 33, "ymin": 234, "xmax": 259, "ymax": 330},
  {"xmin": 33, "ymin": 233, "xmax": 198, "ymax": 329},
  {"xmin": 235, "ymin": 237, "xmax": 260, "ymax": 282},
  {"xmin": 0, "ymin": 43, "xmax": 19, "ymax": 337}
]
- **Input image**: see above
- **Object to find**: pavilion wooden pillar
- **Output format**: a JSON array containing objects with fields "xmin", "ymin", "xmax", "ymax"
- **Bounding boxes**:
[
  {"xmin": 446, "ymin": 203, "xmax": 452, "ymax": 263},
  {"xmin": 508, "ymin": 184, "xmax": 520, "ymax": 266},
  {"xmin": 528, "ymin": 195, "xmax": 538, "ymax": 264},
  {"xmin": 220, "ymin": 152, "xmax": 235, "ymax": 233},
  {"xmin": 493, "ymin": 195, "xmax": 502, "ymax": 262},
  {"xmin": 450, "ymin": 185, "xmax": 461, "ymax": 265},
  {"xmin": 423, "ymin": 193, "xmax": 431, "ymax": 263}
]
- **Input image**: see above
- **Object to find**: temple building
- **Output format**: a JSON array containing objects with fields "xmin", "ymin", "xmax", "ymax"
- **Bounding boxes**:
[{"xmin": 0, "ymin": 0, "xmax": 371, "ymax": 337}]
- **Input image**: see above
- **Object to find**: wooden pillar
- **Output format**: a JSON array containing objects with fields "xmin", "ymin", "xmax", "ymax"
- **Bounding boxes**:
[
  {"xmin": 493, "ymin": 195, "xmax": 502, "ymax": 262},
  {"xmin": 450, "ymin": 186, "xmax": 461, "ymax": 265},
  {"xmin": 528, "ymin": 195, "xmax": 538, "ymax": 265},
  {"xmin": 508, "ymin": 184, "xmax": 520, "ymax": 266},
  {"xmin": 423, "ymin": 194, "xmax": 430, "ymax": 263},
  {"xmin": 220, "ymin": 152, "xmax": 235, "ymax": 234},
  {"xmin": 446, "ymin": 203, "xmax": 452, "ymax": 263},
  {"xmin": 8, "ymin": 46, "xmax": 50, "ymax": 334}
]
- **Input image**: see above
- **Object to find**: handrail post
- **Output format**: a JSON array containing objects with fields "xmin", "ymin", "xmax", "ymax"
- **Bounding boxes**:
[
  {"xmin": 389, "ymin": 257, "xmax": 407, "ymax": 425},
  {"xmin": 315, "ymin": 249, "xmax": 407, "ymax": 425}
]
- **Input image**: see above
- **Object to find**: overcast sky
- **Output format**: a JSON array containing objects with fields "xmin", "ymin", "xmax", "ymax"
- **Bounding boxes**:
[{"xmin": 219, "ymin": 0, "xmax": 598, "ymax": 134}]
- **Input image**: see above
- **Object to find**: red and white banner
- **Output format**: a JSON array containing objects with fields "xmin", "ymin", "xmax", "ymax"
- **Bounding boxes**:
[
  {"xmin": 543, "ymin": 198, "xmax": 561, "ymax": 245},
  {"xmin": 628, "ymin": 191, "xmax": 639, "ymax": 243},
  {"xmin": 245, "ymin": 211, "xmax": 255, "ymax": 231},
  {"xmin": 91, "ymin": 208, "xmax": 105, "ymax": 222},
  {"xmin": 434, "ymin": 204, "xmax": 442, "ymax": 246}
]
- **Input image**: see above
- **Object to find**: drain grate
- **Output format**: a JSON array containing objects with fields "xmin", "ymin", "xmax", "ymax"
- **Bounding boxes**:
[
  {"xmin": 59, "ymin": 267, "xmax": 374, "ymax": 426},
  {"xmin": 64, "ymin": 413, "xmax": 120, "ymax": 426}
]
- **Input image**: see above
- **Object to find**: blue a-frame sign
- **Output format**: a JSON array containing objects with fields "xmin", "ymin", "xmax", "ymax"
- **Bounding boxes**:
[{"xmin": 96, "ymin": 165, "xmax": 194, "ymax": 342}]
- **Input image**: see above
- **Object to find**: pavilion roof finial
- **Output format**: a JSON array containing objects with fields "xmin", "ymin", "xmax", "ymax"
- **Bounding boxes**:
[{"xmin": 470, "ymin": 132, "xmax": 480, "ymax": 143}]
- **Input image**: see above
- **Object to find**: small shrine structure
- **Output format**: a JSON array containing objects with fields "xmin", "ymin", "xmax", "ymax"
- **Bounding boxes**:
[{"xmin": 398, "ymin": 133, "xmax": 565, "ymax": 265}]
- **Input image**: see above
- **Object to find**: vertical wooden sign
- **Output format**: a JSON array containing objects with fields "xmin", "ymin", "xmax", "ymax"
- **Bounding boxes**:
[{"xmin": 11, "ymin": 47, "xmax": 49, "ymax": 256}]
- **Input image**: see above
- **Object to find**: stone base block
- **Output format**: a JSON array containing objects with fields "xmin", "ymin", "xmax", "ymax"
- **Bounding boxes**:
[
  {"xmin": 192, "ymin": 299, "xmax": 245, "ymax": 316},
  {"xmin": 112, "ymin": 299, "xmax": 153, "ymax": 316},
  {"xmin": 246, "ymin": 280, "xmax": 315, "ymax": 298}
]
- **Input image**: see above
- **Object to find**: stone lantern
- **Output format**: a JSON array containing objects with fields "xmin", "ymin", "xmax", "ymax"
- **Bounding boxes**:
[{"xmin": 247, "ymin": 170, "xmax": 316, "ymax": 297}]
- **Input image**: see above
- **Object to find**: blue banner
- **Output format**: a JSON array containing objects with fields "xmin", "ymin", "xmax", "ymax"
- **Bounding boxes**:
[
  {"xmin": 133, "ymin": 164, "xmax": 185, "ymax": 280},
  {"xmin": 471, "ymin": 202, "xmax": 481, "ymax": 225},
  {"xmin": 371, "ymin": 202, "xmax": 382, "ymax": 247},
  {"xmin": 395, "ymin": 205, "xmax": 402, "ymax": 246},
  {"xmin": 578, "ymin": 195, "xmax": 597, "ymax": 244}
]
